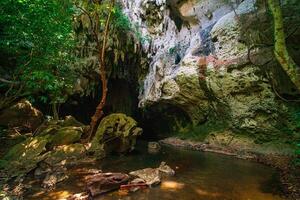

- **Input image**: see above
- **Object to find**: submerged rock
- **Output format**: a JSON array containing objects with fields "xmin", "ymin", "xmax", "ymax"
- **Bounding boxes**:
[
  {"xmin": 90, "ymin": 113, "xmax": 142, "ymax": 157},
  {"xmin": 148, "ymin": 142, "xmax": 161, "ymax": 154},
  {"xmin": 85, "ymin": 173, "xmax": 130, "ymax": 196},
  {"xmin": 0, "ymin": 99, "xmax": 43, "ymax": 132}
]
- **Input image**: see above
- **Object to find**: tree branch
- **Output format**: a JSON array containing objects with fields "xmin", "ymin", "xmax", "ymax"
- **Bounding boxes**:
[{"xmin": 0, "ymin": 78, "xmax": 19, "ymax": 85}]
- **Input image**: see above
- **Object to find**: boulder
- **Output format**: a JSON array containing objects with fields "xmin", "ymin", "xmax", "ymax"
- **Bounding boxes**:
[
  {"xmin": 0, "ymin": 135, "xmax": 52, "ymax": 178},
  {"xmin": 50, "ymin": 127, "xmax": 83, "ymax": 148},
  {"xmin": 85, "ymin": 173, "xmax": 130, "ymax": 196},
  {"xmin": 43, "ymin": 143, "xmax": 86, "ymax": 167},
  {"xmin": 35, "ymin": 115, "xmax": 85, "ymax": 136},
  {"xmin": 90, "ymin": 113, "xmax": 142, "ymax": 156},
  {"xmin": 129, "ymin": 162, "xmax": 175, "ymax": 186},
  {"xmin": 0, "ymin": 99, "xmax": 43, "ymax": 132},
  {"xmin": 148, "ymin": 142, "xmax": 161, "ymax": 154},
  {"xmin": 158, "ymin": 161, "xmax": 175, "ymax": 176},
  {"xmin": 129, "ymin": 168, "xmax": 161, "ymax": 186},
  {"xmin": 0, "ymin": 134, "xmax": 85, "ymax": 179}
]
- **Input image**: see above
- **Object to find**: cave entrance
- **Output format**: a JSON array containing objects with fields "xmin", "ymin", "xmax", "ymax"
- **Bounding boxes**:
[
  {"xmin": 140, "ymin": 102, "xmax": 192, "ymax": 140},
  {"xmin": 58, "ymin": 78, "xmax": 139, "ymax": 125}
]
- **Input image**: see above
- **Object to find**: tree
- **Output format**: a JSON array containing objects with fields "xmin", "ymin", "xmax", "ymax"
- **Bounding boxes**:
[
  {"xmin": 268, "ymin": 0, "xmax": 300, "ymax": 91},
  {"xmin": 0, "ymin": 0, "xmax": 76, "ymax": 119},
  {"xmin": 75, "ymin": 0, "xmax": 132, "ymax": 140}
]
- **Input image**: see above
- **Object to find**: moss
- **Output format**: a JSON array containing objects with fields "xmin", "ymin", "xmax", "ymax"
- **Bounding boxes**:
[
  {"xmin": 44, "ymin": 143, "xmax": 86, "ymax": 166},
  {"xmin": 0, "ymin": 125, "xmax": 83, "ymax": 178},
  {"xmin": 0, "ymin": 135, "xmax": 52, "ymax": 178},
  {"xmin": 3, "ymin": 135, "xmax": 51, "ymax": 161},
  {"xmin": 90, "ymin": 113, "xmax": 142, "ymax": 156},
  {"xmin": 175, "ymin": 121, "xmax": 229, "ymax": 142},
  {"xmin": 50, "ymin": 127, "xmax": 82, "ymax": 147}
]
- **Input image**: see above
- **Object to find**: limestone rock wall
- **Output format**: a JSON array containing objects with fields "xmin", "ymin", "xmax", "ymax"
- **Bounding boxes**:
[{"xmin": 121, "ymin": 0, "xmax": 300, "ymax": 140}]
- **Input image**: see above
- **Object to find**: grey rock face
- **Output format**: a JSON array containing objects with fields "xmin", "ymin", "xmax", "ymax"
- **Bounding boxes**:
[{"xmin": 121, "ymin": 0, "xmax": 300, "ymax": 139}]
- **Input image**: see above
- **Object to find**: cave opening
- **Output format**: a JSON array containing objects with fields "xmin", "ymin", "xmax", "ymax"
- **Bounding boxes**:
[
  {"xmin": 53, "ymin": 78, "xmax": 139, "ymax": 125},
  {"xmin": 139, "ymin": 102, "xmax": 192, "ymax": 140}
]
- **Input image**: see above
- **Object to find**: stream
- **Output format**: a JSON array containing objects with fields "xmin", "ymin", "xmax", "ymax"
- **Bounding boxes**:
[{"xmin": 27, "ymin": 141, "xmax": 285, "ymax": 200}]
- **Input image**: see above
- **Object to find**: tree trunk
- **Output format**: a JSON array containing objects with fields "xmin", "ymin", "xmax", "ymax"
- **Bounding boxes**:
[
  {"xmin": 268, "ymin": 0, "xmax": 300, "ymax": 91},
  {"xmin": 88, "ymin": 0, "xmax": 115, "ymax": 141},
  {"xmin": 52, "ymin": 103, "xmax": 59, "ymax": 120}
]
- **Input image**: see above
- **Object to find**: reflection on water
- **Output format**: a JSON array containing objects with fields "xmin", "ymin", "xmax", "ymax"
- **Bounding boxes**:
[{"xmin": 27, "ymin": 141, "xmax": 285, "ymax": 200}]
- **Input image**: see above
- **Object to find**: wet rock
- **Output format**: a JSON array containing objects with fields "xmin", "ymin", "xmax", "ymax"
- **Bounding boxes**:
[
  {"xmin": 34, "ymin": 163, "xmax": 52, "ymax": 178},
  {"xmin": 90, "ymin": 113, "xmax": 142, "ymax": 157},
  {"xmin": 42, "ymin": 168, "xmax": 68, "ymax": 190},
  {"xmin": 120, "ymin": 178, "xmax": 147, "ymax": 192},
  {"xmin": 129, "ymin": 168, "xmax": 161, "ymax": 186},
  {"xmin": 129, "ymin": 162, "xmax": 175, "ymax": 186},
  {"xmin": 67, "ymin": 192, "xmax": 90, "ymax": 200},
  {"xmin": 0, "ymin": 99, "xmax": 43, "ymax": 132},
  {"xmin": 148, "ymin": 142, "xmax": 161, "ymax": 154},
  {"xmin": 85, "ymin": 173, "xmax": 130, "ymax": 196},
  {"xmin": 130, "ymin": 178, "xmax": 146, "ymax": 185},
  {"xmin": 74, "ymin": 168, "xmax": 102, "ymax": 176},
  {"xmin": 158, "ymin": 161, "xmax": 175, "ymax": 176}
]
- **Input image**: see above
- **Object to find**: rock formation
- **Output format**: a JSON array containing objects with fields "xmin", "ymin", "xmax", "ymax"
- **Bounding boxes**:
[{"xmin": 121, "ymin": 0, "xmax": 300, "ymax": 142}]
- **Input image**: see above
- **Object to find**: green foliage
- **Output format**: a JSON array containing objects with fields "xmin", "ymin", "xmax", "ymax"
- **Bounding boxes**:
[
  {"xmin": 112, "ymin": 5, "xmax": 131, "ymax": 32},
  {"xmin": 0, "ymin": 0, "xmax": 76, "ymax": 105}
]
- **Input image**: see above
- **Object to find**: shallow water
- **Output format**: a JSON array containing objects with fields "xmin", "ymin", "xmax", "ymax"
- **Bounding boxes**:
[{"xmin": 27, "ymin": 141, "xmax": 285, "ymax": 200}]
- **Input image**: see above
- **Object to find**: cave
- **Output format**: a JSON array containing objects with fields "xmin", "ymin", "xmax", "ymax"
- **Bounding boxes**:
[
  {"xmin": 59, "ymin": 78, "xmax": 139, "ymax": 125},
  {"xmin": 139, "ymin": 102, "xmax": 192, "ymax": 140}
]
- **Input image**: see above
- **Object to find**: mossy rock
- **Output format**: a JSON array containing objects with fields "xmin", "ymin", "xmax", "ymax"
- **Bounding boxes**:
[
  {"xmin": 90, "ymin": 113, "xmax": 142, "ymax": 156},
  {"xmin": 36, "ymin": 124, "xmax": 61, "ymax": 136},
  {"xmin": 60, "ymin": 115, "xmax": 85, "ymax": 127},
  {"xmin": 50, "ymin": 127, "xmax": 83, "ymax": 148},
  {"xmin": 0, "ymin": 125, "xmax": 83, "ymax": 179},
  {"xmin": 0, "ymin": 135, "xmax": 52, "ymax": 178},
  {"xmin": 35, "ymin": 116, "xmax": 84, "ymax": 136},
  {"xmin": 43, "ymin": 143, "xmax": 86, "ymax": 166}
]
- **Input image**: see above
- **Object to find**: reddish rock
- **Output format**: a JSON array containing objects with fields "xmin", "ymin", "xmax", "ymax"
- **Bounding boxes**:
[{"xmin": 85, "ymin": 173, "xmax": 129, "ymax": 197}]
